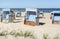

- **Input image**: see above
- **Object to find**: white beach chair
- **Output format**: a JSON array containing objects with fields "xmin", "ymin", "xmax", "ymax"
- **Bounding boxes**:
[
  {"xmin": 51, "ymin": 11, "xmax": 60, "ymax": 19},
  {"xmin": 39, "ymin": 11, "xmax": 44, "ymax": 18},
  {"xmin": 52, "ymin": 13, "xmax": 60, "ymax": 23}
]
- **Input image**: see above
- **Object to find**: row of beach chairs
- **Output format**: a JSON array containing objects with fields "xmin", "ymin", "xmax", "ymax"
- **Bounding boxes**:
[
  {"xmin": 24, "ymin": 10, "xmax": 60, "ymax": 26},
  {"xmin": 1, "ymin": 8, "xmax": 60, "ymax": 26}
]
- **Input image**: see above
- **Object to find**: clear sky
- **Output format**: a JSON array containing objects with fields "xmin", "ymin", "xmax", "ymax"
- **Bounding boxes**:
[{"xmin": 0, "ymin": 0, "xmax": 60, "ymax": 8}]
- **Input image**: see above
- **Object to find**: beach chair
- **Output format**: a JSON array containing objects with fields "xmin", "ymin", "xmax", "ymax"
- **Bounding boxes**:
[
  {"xmin": 51, "ymin": 11, "xmax": 60, "ymax": 19},
  {"xmin": 24, "ymin": 11, "xmax": 37, "ymax": 26},
  {"xmin": 16, "ymin": 12, "xmax": 21, "ymax": 17},
  {"xmin": 39, "ymin": 11, "xmax": 44, "ymax": 18},
  {"xmin": 52, "ymin": 13, "xmax": 60, "ymax": 23}
]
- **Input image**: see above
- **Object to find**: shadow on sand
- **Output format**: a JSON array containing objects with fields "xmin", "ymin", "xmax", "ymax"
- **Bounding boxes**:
[
  {"xmin": 15, "ymin": 19, "xmax": 22, "ymax": 20},
  {"xmin": 13, "ymin": 21, "xmax": 22, "ymax": 23},
  {"xmin": 39, "ymin": 22, "xmax": 45, "ymax": 25}
]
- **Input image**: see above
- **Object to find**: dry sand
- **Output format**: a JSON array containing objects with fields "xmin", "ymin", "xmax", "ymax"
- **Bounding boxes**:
[{"xmin": 0, "ymin": 13, "xmax": 60, "ymax": 39}]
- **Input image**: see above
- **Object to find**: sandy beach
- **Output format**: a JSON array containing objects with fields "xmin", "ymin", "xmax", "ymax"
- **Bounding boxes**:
[{"xmin": 0, "ymin": 13, "xmax": 60, "ymax": 39}]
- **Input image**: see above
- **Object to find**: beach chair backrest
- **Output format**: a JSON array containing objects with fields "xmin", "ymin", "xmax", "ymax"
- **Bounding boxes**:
[
  {"xmin": 2, "ymin": 9, "xmax": 10, "ymax": 19},
  {"xmin": 39, "ymin": 11, "xmax": 44, "ymax": 17},
  {"xmin": 25, "ymin": 11, "xmax": 36, "ymax": 20},
  {"xmin": 3, "ymin": 11, "xmax": 9, "ymax": 19},
  {"xmin": 28, "ymin": 15, "xmax": 36, "ymax": 22}
]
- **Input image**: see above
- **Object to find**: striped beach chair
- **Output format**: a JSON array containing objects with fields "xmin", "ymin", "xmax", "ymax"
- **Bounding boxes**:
[
  {"xmin": 52, "ymin": 11, "xmax": 60, "ymax": 23},
  {"xmin": 51, "ymin": 11, "xmax": 60, "ymax": 19}
]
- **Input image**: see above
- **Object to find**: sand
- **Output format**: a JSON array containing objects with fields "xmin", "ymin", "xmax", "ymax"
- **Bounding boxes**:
[{"xmin": 0, "ymin": 13, "xmax": 60, "ymax": 39}]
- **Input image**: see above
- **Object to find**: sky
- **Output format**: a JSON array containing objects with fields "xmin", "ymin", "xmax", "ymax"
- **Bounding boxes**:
[{"xmin": 0, "ymin": 0, "xmax": 60, "ymax": 8}]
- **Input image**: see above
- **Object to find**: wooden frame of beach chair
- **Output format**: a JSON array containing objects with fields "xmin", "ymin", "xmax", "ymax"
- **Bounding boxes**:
[
  {"xmin": 52, "ymin": 13, "xmax": 60, "ymax": 24},
  {"xmin": 0, "ymin": 14, "xmax": 3, "ymax": 22},
  {"xmin": 0, "ymin": 10, "xmax": 3, "ymax": 22}
]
